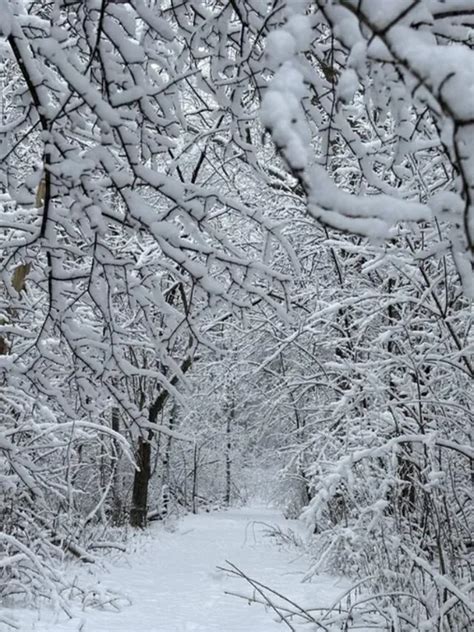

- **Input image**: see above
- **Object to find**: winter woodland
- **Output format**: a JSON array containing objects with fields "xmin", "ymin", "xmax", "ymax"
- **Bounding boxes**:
[{"xmin": 0, "ymin": 1, "xmax": 473, "ymax": 630}]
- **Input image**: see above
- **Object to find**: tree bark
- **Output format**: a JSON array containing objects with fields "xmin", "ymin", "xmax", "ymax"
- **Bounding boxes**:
[
  {"xmin": 130, "ymin": 355, "xmax": 193, "ymax": 528},
  {"xmin": 110, "ymin": 406, "xmax": 123, "ymax": 525},
  {"xmin": 191, "ymin": 442, "xmax": 199, "ymax": 514},
  {"xmin": 130, "ymin": 436, "xmax": 152, "ymax": 528},
  {"xmin": 224, "ymin": 400, "xmax": 233, "ymax": 506}
]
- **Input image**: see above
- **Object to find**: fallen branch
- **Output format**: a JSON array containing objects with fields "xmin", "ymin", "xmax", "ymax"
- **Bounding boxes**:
[{"xmin": 219, "ymin": 560, "xmax": 331, "ymax": 631}]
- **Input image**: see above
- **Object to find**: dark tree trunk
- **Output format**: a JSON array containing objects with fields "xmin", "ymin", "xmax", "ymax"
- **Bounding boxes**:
[
  {"xmin": 163, "ymin": 402, "xmax": 177, "ymax": 486},
  {"xmin": 224, "ymin": 407, "xmax": 232, "ymax": 506},
  {"xmin": 191, "ymin": 442, "xmax": 199, "ymax": 514},
  {"xmin": 129, "ymin": 355, "xmax": 193, "ymax": 528},
  {"xmin": 110, "ymin": 406, "xmax": 124, "ymax": 525},
  {"xmin": 130, "ymin": 436, "xmax": 152, "ymax": 528}
]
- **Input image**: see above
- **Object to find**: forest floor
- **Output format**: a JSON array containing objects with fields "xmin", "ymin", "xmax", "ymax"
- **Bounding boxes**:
[{"xmin": 9, "ymin": 506, "xmax": 351, "ymax": 632}]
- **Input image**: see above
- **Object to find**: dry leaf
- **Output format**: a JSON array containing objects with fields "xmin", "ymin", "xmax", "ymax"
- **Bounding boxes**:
[
  {"xmin": 35, "ymin": 179, "xmax": 46, "ymax": 208},
  {"xmin": 11, "ymin": 263, "xmax": 31, "ymax": 293}
]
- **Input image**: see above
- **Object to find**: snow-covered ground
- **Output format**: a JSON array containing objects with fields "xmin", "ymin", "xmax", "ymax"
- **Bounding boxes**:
[{"xmin": 9, "ymin": 507, "xmax": 349, "ymax": 632}]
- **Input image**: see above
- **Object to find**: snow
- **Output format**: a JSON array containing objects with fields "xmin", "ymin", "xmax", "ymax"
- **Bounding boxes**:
[
  {"xmin": 285, "ymin": 15, "xmax": 313, "ymax": 51},
  {"xmin": 305, "ymin": 164, "xmax": 432, "ymax": 238},
  {"xmin": 10, "ymin": 507, "xmax": 349, "ymax": 632},
  {"xmin": 262, "ymin": 6, "xmax": 313, "ymax": 174},
  {"xmin": 389, "ymin": 26, "xmax": 474, "ymax": 121},
  {"xmin": 0, "ymin": 1, "xmax": 12, "ymax": 37},
  {"xmin": 265, "ymin": 31, "xmax": 296, "ymax": 67},
  {"xmin": 34, "ymin": 39, "xmax": 123, "ymax": 127},
  {"xmin": 336, "ymin": 69, "xmax": 358, "ymax": 104}
]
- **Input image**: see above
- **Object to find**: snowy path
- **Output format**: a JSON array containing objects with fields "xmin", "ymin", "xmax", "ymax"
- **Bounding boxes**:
[{"xmin": 13, "ymin": 507, "xmax": 348, "ymax": 632}]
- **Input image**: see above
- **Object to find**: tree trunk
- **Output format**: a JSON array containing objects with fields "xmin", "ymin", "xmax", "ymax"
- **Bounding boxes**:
[
  {"xmin": 130, "ymin": 436, "xmax": 152, "ymax": 528},
  {"xmin": 224, "ymin": 411, "xmax": 232, "ymax": 506},
  {"xmin": 224, "ymin": 396, "xmax": 235, "ymax": 507},
  {"xmin": 163, "ymin": 402, "xmax": 177, "ymax": 486},
  {"xmin": 110, "ymin": 406, "xmax": 123, "ymax": 525},
  {"xmin": 191, "ymin": 443, "xmax": 199, "ymax": 514},
  {"xmin": 129, "ymin": 355, "xmax": 193, "ymax": 528}
]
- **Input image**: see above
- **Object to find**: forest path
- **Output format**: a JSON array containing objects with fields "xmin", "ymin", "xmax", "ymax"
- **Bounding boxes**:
[{"xmin": 14, "ymin": 506, "xmax": 347, "ymax": 632}]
